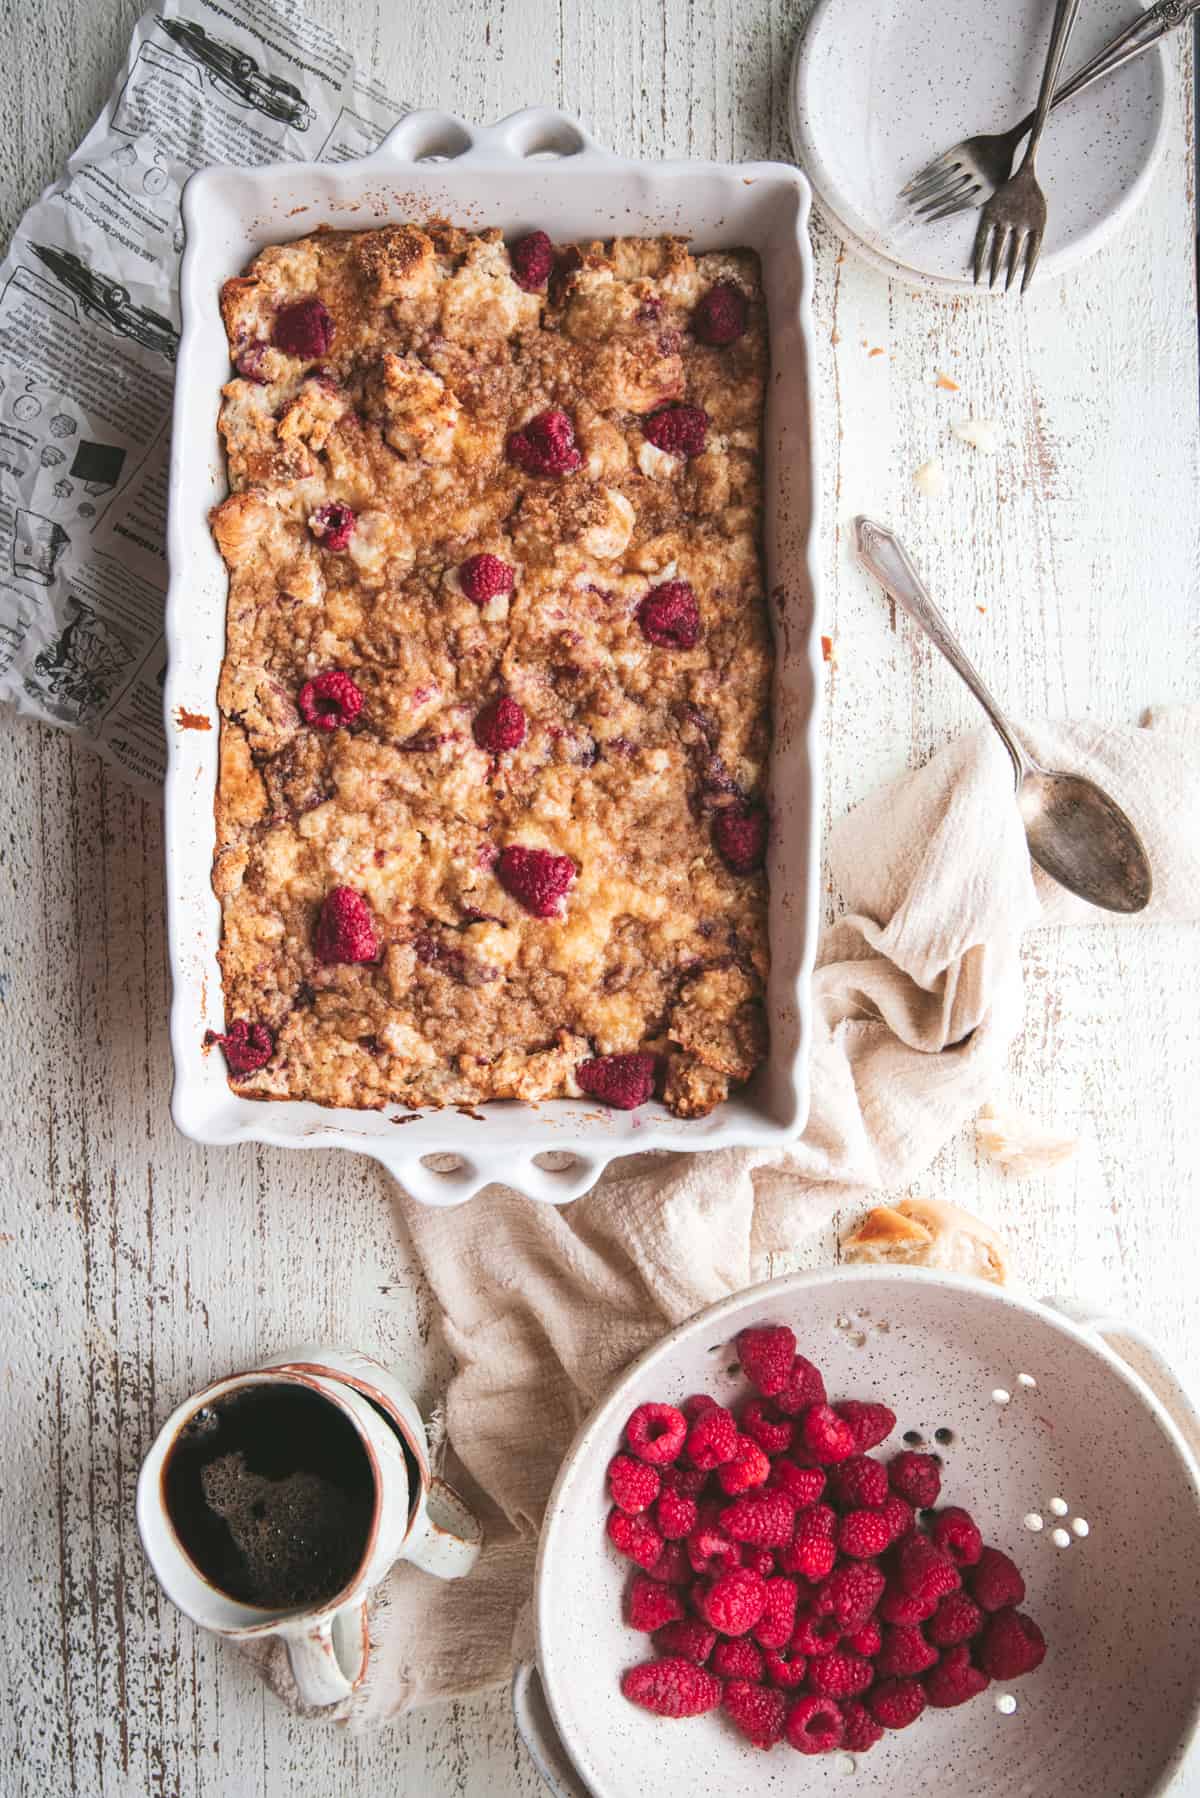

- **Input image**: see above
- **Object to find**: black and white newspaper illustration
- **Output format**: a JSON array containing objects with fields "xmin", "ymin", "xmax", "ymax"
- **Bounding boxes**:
[{"xmin": 0, "ymin": 0, "xmax": 411, "ymax": 790}]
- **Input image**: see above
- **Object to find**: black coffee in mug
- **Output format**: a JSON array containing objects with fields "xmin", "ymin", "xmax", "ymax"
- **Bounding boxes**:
[{"xmin": 162, "ymin": 1383, "xmax": 375, "ymax": 1610}]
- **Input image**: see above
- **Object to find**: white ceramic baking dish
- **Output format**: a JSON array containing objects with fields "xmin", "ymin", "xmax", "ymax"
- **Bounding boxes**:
[{"xmin": 163, "ymin": 107, "xmax": 823, "ymax": 1207}]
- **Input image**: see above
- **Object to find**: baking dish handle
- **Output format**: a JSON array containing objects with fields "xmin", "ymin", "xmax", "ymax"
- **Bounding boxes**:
[
  {"xmin": 512, "ymin": 1660, "xmax": 594, "ymax": 1798},
  {"xmin": 370, "ymin": 1145, "xmax": 606, "ymax": 1208},
  {"xmin": 376, "ymin": 107, "xmax": 616, "ymax": 169},
  {"xmin": 1043, "ymin": 1297, "xmax": 1200, "ymax": 1465}
]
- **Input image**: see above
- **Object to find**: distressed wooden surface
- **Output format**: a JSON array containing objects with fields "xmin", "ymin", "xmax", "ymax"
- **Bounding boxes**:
[{"xmin": 1, "ymin": 1, "xmax": 1198, "ymax": 1793}]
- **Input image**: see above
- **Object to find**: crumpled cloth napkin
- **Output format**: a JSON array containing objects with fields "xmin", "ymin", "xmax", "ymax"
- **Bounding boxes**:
[{"xmin": 247, "ymin": 708, "xmax": 1200, "ymax": 1723}]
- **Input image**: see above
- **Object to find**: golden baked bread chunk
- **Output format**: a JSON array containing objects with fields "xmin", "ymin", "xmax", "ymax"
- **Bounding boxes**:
[{"xmin": 209, "ymin": 222, "xmax": 771, "ymax": 1116}]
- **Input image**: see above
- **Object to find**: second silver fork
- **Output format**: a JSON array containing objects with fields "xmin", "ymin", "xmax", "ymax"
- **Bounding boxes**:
[{"xmin": 972, "ymin": 0, "xmax": 1085, "ymax": 292}]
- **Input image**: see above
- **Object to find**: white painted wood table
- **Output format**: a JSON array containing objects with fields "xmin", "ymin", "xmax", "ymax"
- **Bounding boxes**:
[{"xmin": 2, "ymin": 1, "xmax": 1198, "ymax": 1793}]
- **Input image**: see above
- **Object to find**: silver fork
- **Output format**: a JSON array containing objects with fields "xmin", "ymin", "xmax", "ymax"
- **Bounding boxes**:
[
  {"xmin": 903, "ymin": 1, "xmax": 1200, "ymax": 223},
  {"xmin": 972, "ymin": 0, "xmax": 1084, "ymax": 292}
]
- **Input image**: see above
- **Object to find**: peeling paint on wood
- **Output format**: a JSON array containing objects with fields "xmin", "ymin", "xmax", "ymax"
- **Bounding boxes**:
[{"xmin": 1, "ymin": 1, "xmax": 1198, "ymax": 1794}]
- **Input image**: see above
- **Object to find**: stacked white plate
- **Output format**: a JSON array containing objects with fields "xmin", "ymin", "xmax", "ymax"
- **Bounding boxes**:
[{"xmin": 789, "ymin": 0, "xmax": 1172, "ymax": 291}]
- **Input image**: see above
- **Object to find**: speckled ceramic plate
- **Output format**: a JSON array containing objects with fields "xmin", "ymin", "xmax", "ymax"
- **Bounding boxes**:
[
  {"xmin": 789, "ymin": 0, "xmax": 1171, "ymax": 292},
  {"xmin": 532, "ymin": 1269, "xmax": 1200, "ymax": 1796}
]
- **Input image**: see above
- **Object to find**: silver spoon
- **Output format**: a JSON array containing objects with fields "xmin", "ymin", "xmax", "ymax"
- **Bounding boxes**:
[{"xmin": 854, "ymin": 518, "xmax": 1152, "ymax": 914}]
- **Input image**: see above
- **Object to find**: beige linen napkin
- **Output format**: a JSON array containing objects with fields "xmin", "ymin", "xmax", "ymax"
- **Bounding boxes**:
[{"xmin": 247, "ymin": 707, "xmax": 1200, "ymax": 1723}]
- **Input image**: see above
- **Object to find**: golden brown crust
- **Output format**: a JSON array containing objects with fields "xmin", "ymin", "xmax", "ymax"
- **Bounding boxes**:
[
  {"xmin": 842, "ymin": 1199, "xmax": 1011, "ymax": 1286},
  {"xmin": 210, "ymin": 226, "xmax": 771, "ymax": 1114}
]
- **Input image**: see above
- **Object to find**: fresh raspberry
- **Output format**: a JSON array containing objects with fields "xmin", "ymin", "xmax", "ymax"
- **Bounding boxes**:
[
  {"xmin": 867, "ymin": 1677, "xmax": 926, "ymax": 1730},
  {"xmin": 653, "ymin": 1619, "xmax": 716, "ymax": 1665},
  {"xmin": 685, "ymin": 1404, "xmax": 739, "ymax": 1471},
  {"xmin": 773, "ymin": 1355, "xmax": 827, "ymax": 1416},
  {"xmin": 844, "ymin": 1619, "xmax": 882, "ymax": 1658},
  {"xmin": 314, "ymin": 886, "xmax": 379, "ymax": 964},
  {"xmin": 924, "ymin": 1641, "xmax": 991, "ymax": 1708},
  {"xmin": 740, "ymin": 1400, "xmax": 793, "ymax": 1456},
  {"xmin": 298, "ymin": 669, "xmax": 363, "ymax": 731},
  {"xmin": 681, "ymin": 1393, "xmax": 720, "ymax": 1422},
  {"xmin": 697, "ymin": 1567, "xmax": 769, "ymax": 1637},
  {"xmin": 472, "ymin": 694, "xmax": 526, "ymax": 754},
  {"xmin": 763, "ymin": 1644, "xmax": 809, "ymax": 1689},
  {"xmin": 877, "ymin": 1623, "xmax": 939, "ymax": 1678},
  {"xmin": 620, "ymin": 1658, "xmax": 723, "ymax": 1718},
  {"xmin": 308, "ymin": 501, "xmax": 355, "ymax": 549},
  {"xmin": 606, "ymin": 1508, "xmax": 663, "ymax": 1570},
  {"xmin": 834, "ymin": 1401, "xmax": 897, "ymax": 1453},
  {"xmin": 662, "ymin": 1461, "xmax": 708, "ymax": 1495},
  {"xmin": 792, "ymin": 1605, "xmax": 844, "ymax": 1658},
  {"xmin": 642, "ymin": 404, "xmax": 708, "ymax": 459},
  {"xmin": 577, "ymin": 1050, "xmax": 657, "ymax": 1110},
  {"xmin": 646, "ymin": 1542, "xmax": 691, "ymax": 1585},
  {"xmin": 840, "ymin": 1698, "xmax": 885, "ymax": 1754},
  {"xmin": 608, "ymin": 1453, "xmax": 661, "ymax": 1515},
  {"xmin": 627, "ymin": 1573, "xmax": 684, "ymax": 1632},
  {"xmin": 720, "ymin": 1489, "xmax": 796, "ymax": 1548},
  {"xmin": 807, "ymin": 1651, "xmax": 874, "ymax": 1700},
  {"xmin": 713, "ymin": 805, "xmax": 768, "ymax": 875},
  {"xmin": 273, "ymin": 296, "xmax": 334, "ymax": 357},
  {"xmin": 879, "ymin": 1492, "xmax": 916, "ymax": 1543},
  {"xmin": 888, "ymin": 1451, "xmax": 942, "ymax": 1509},
  {"xmin": 976, "ymin": 1608, "xmax": 1046, "ymax": 1680},
  {"xmin": 495, "ymin": 845, "xmax": 576, "ymax": 919},
  {"xmin": 930, "ymin": 1506, "xmax": 984, "ymax": 1567},
  {"xmin": 785, "ymin": 1694, "xmax": 844, "ymax": 1754},
  {"xmin": 799, "ymin": 1404, "xmax": 857, "ymax": 1466},
  {"xmin": 459, "ymin": 553, "xmax": 515, "ymax": 604},
  {"xmin": 829, "ymin": 1455, "xmax": 890, "ymax": 1511},
  {"xmin": 637, "ymin": 580, "xmax": 700, "ymax": 649},
  {"xmin": 711, "ymin": 1637, "xmax": 764, "ymax": 1681},
  {"xmin": 753, "ymin": 1577, "xmax": 799, "ymax": 1649},
  {"xmin": 736, "ymin": 1324, "xmax": 797, "ymax": 1397},
  {"xmin": 969, "ymin": 1547, "xmax": 1026, "ymax": 1613},
  {"xmin": 780, "ymin": 1504, "xmax": 837, "ymax": 1581},
  {"xmin": 927, "ymin": 1591, "xmax": 984, "ymax": 1647},
  {"xmin": 723, "ymin": 1679, "xmax": 787, "ymax": 1749},
  {"xmin": 624, "ymin": 1402, "xmax": 687, "ymax": 1466},
  {"xmin": 767, "ymin": 1460, "xmax": 826, "ymax": 1506},
  {"xmin": 213, "ymin": 1018, "xmax": 273, "ymax": 1075},
  {"xmin": 686, "ymin": 1525, "xmax": 741, "ymax": 1578},
  {"xmin": 692, "ymin": 281, "xmax": 748, "ymax": 347},
  {"xmin": 837, "ymin": 1509, "xmax": 893, "ymax": 1559},
  {"xmin": 510, "ymin": 229, "xmax": 553, "ymax": 291},
  {"xmin": 716, "ymin": 1435, "xmax": 771, "ymax": 1495},
  {"xmin": 506, "ymin": 407, "xmax": 582, "ymax": 476},
  {"xmin": 897, "ymin": 1533, "xmax": 961, "ymax": 1604},
  {"xmin": 879, "ymin": 1579, "xmax": 938, "ymax": 1626},
  {"xmin": 743, "ymin": 1547, "xmax": 777, "ymax": 1577},
  {"xmin": 814, "ymin": 1562, "xmax": 886, "ymax": 1632},
  {"xmin": 654, "ymin": 1487, "xmax": 697, "ymax": 1540}
]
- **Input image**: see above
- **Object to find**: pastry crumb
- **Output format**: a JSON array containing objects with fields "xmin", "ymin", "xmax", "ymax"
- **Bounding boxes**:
[{"xmin": 913, "ymin": 458, "xmax": 948, "ymax": 498}]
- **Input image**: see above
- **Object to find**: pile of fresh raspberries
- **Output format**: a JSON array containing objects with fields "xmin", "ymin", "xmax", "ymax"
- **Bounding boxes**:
[{"xmin": 605, "ymin": 1323, "xmax": 1046, "ymax": 1756}]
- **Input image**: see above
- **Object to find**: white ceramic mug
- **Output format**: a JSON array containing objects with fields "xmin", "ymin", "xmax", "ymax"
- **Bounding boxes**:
[{"xmin": 136, "ymin": 1345, "xmax": 481, "ymax": 1706}]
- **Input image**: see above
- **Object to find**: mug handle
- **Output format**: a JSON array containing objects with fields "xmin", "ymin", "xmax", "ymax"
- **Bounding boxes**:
[
  {"xmin": 405, "ymin": 1475, "xmax": 484, "ymax": 1580},
  {"xmin": 285, "ymin": 1600, "xmax": 369, "ymax": 1707}
]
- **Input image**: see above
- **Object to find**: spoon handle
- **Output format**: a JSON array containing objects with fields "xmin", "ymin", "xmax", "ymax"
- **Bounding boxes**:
[{"xmin": 853, "ymin": 518, "xmax": 1028, "ymax": 790}]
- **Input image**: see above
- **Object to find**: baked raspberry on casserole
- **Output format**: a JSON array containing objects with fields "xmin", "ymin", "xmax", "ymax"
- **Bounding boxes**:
[{"xmin": 209, "ymin": 223, "xmax": 771, "ymax": 1117}]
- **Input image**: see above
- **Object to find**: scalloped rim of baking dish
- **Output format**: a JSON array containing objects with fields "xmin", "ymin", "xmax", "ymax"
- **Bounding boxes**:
[{"xmin": 163, "ymin": 107, "xmax": 824, "ymax": 1207}]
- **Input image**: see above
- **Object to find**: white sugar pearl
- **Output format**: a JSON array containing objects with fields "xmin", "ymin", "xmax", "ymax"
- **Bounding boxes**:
[
  {"xmin": 996, "ymin": 1694, "xmax": 1018, "ymax": 1716},
  {"xmin": 1017, "ymin": 1373, "xmax": 1037, "ymax": 1389},
  {"xmin": 1051, "ymin": 1527, "xmax": 1071, "ymax": 1548},
  {"xmin": 1049, "ymin": 1497, "xmax": 1069, "ymax": 1516},
  {"xmin": 1071, "ymin": 1517, "xmax": 1090, "ymax": 1538},
  {"xmin": 991, "ymin": 1388, "xmax": 1012, "ymax": 1406},
  {"xmin": 1023, "ymin": 1512, "xmax": 1044, "ymax": 1532}
]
